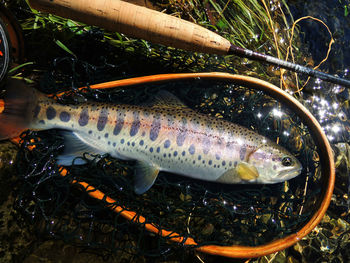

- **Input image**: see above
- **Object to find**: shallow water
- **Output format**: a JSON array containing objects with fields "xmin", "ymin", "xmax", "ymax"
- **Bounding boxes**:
[{"xmin": 288, "ymin": 0, "xmax": 350, "ymax": 73}]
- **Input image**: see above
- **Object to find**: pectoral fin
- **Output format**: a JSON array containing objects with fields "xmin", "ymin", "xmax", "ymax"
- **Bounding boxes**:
[
  {"xmin": 134, "ymin": 161, "xmax": 160, "ymax": 194},
  {"xmin": 216, "ymin": 162, "xmax": 259, "ymax": 183},
  {"xmin": 57, "ymin": 131, "xmax": 104, "ymax": 165},
  {"xmin": 236, "ymin": 162, "xmax": 259, "ymax": 181}
]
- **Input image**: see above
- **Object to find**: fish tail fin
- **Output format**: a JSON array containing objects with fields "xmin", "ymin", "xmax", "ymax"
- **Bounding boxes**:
[{"xmin": 0, "ymin": 79, "xmax": 41, "ymax": 140}]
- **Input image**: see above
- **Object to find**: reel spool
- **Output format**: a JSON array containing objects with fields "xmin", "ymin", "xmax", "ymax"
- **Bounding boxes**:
[{"xmin": 0, "ymin": 4, "xmax": 25, "ymax": 85}]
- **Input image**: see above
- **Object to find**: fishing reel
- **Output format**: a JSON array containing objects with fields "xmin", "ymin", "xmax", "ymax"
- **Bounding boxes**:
[{"xmin": 0, "ymin": 4, "xmax": 25, "ymax": 86}]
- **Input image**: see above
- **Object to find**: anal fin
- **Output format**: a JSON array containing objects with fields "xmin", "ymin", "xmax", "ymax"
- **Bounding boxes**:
[{"xmin": 134, "ymin": 161, "xmax": 160, "ymax": 194}]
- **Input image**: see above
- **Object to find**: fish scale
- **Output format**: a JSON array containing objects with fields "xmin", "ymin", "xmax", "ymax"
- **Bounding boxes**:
[
  {"xmin": 0, "ymin": 80, "xmax": 302, "ymax": 194},
  {"xmin": 34, "ymin": 100, "xmax": 247, "ymax": 173}
]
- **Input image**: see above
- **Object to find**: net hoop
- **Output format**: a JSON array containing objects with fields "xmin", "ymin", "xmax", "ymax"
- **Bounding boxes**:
[{"xmin": 11, "ymin": 72, "xmax": 335, "ymax": 258}]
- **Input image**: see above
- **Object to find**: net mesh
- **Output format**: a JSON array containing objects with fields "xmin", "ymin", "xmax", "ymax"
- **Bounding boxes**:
[
  {"xmin": 4, "ymin": 2, "xmax": 328, "ymax": 258},
  {"xmin": 13, "ymin": 58, "xmax": 323, "ymax": 257}
]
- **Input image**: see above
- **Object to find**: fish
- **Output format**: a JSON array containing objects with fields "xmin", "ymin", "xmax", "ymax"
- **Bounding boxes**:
[{"xmin": 0, "ymin": 79, "xmax": 302, "ymax": 194}]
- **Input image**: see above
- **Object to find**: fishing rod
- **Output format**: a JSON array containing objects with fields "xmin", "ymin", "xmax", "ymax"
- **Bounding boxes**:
[{"xmin": 28, "ymin": 0, "xmax": 350, "ymax": 88}]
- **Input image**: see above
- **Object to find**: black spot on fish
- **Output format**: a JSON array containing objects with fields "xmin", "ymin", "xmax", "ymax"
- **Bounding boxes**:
[
  {"xmin": 150, "ymin": 147, "xmax": 153, "ymax": 153},
  {"xmin": 208, "ymin": 160, "xmax": 212, "ymax": 165},
  {"xmin": 127, "ymin": 142, "xmax": 130, "ymax": 146},
  {"xmin": 229, "ymin": 161, "xmax": 232, "ymax": 167},
  {"xmin": 222, "ymin": 161, "xmax": 226, "ymax": 166},
  {"xmin": 234, "ymin": 161, "xmax": 237, "ymax": 167},
  {"xmin": 104, "ymin": 133, "xmax": 109, "ymax": 138},
  {"xmin": 39, "ymin": 120, "xmax": 45, "ymax": 124},
  {"xmin": 132, "ymin": 142, "xmax": 135, "ymax": 147},
  {"xmin": 215, "ymin": 153, "xmax": 221, "ymax": 160},
  {"xmin": 156, "ymin": 147, "xmax": 160, "ymax": 153},
  {"xmin": 239, "ymin": 146, "xmax": 246, "ymax": 161},
  {"xmin": 176, "ymin": 118, "xmax": 187, "ymax": 146},
  {"xmin": 198, "ymin": 155, "xmax": 202, "ymax": 160},
  {"xmin": 108, "ymin": 141, "xmax": 111, "ymax": 145},
  {"xmin": 140, "ymin": 140, "xmax": 144, "ymax": 146},
  {"xmin": 142, "ymin": 131, "xmax": 146, "ymax": 137},
  {"xmin": 130, "ymin": 112, "xmax": 140, "ymax": 136},
  {"xmin": 113, "ymin": 142, "xmax": 116, "ymax": 147},
  {"xmin": 164, "ymin": 140, "xmax": 170, "ymax": 148},
  {"xmin": 78, "ymin": 108, "xmax": 89, "ymax": 126},
  {"xmin": 88, "ymin": 130, "xmax": 93, "ymax": 134},
  {"xmin": 150, "ymin": 115, "xmax": 161, "ymax": 141},
  {"xmin": 189, "ymin": 144, "xmax": 195, "ymax": 155},
  {"xmin": 60, "ymin": 111, "xmax": 71, "ymax": 122},
  {"xmin": 97, "ymin": 109, "xmax": 108, "ymax": 131},
  {"xmin": 46, "ymin": 106, "xmax": 56, "ymax": 120},
  {"xmin": 34, "ymin": 105, "xmax": 41, "ymax": 118},
  {"xmin": 182, "ymin": 151, "xmax": 186, "ymax": 156},
  {"xmin": 121, "ymin": 139, "xmax": 125, "ymax": 144},
  {"xmin": 167, "ymin": 115, "xmax": 175, "ymax": 127},
  {"xmin": 174, "ymin": 151, "xmax": 178, "ymax": 156},
  {"xmin": 113, "ymin": 112, "xmax": 124, "ymax": 136},
  {"xmin": 163, "ymin": 153, "xmax": 166, "ymax": 158}
]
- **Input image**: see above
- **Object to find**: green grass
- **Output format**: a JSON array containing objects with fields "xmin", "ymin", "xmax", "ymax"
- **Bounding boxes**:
[{"xmin": 13, "ymin": 0, "xmax": 305, "ymax": 88}]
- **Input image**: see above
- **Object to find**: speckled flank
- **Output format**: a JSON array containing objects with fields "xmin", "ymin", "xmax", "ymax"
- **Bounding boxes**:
[
  {"xmin": 176, "ymin": 117, "xmax": 187, "ymax": 146},
  {"xmin": 46, "ymin": 106, "xmax": 56, "ymax": 120},
  {"xmin": 150, "ymin": 114, "xmax": 161, "ymax": 141},
  {"xmin": 113, "ymin": 110, "xmax": 124, "ymax": 136},
  {"xmin": 239, "ymin": 146, "xmax": 246, "ymax": 161},
  {"xmin": 202, "ymin": 137, "xmax": 210, "ymax": 154},
  {"xmin": 28, "ymin": 94, "xmax": 287, "ymax": 185},
  {"xmin": 130, "ymin": 111, "xmax": 140, "ymax": 136},
  {"xmin": 33, "ymin": 105, "xmax": 41, "ymax": 118},
  {"xmin": 59, "ymin": 111, "xmax": 71, "ymax": 122},
  {"xmin": 97, "ymin": 108, "xmax": 108, "ymax": 131},
  {"xmin": 78, "ymin": 108, "xmax": 89, "ymax": 126}
]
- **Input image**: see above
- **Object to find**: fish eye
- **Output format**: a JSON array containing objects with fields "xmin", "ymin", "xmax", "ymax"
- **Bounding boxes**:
[{"xmin": 282, "ymin": 157, "xmax": 293, "ymax": 166}]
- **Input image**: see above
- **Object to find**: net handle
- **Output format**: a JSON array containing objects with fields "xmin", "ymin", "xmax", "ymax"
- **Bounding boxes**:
[{"xmin": 10, "ymin": 72, "xmax": 335, "ymax": 258}]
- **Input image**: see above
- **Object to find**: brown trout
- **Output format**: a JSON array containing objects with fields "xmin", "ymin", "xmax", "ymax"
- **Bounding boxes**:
[{"xmin": 0, "ymin": 79, "xmax": 302, "ymax": 194}]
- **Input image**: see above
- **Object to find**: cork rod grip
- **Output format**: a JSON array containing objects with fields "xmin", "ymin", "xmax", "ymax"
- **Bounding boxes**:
[{"xmin": 28, "ymin": 0, "xmax": 231, "ymax": 54}]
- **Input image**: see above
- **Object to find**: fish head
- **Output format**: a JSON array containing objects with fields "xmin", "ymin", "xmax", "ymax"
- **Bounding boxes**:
[{"xmin": 246, "ymin": 143, "xmax": 302, "ymax": 184}]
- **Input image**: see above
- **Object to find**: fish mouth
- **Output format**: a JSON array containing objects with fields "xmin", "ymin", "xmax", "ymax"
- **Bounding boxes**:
[
  {"xmin": 261, "ymin": 166, "xmax": 302, "ymax": 184},
  {"xmin": 275, "ymin": 166, "xmax": 302, "ymax": 182}
]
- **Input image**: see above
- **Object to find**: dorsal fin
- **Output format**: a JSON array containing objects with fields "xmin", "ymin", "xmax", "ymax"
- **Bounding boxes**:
[{"xmin": 150, "ymin": 90, "xmax": 187, "ymax": 109}]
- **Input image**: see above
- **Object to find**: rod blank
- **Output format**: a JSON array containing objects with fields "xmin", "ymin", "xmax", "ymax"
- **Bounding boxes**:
[
  {"xmin": 29, "ymin": 0, "xmax": 350, "ymax": 88},
  {"xmin": 229, "ymin": 45, "xmax": 350, "ymax": 88}
]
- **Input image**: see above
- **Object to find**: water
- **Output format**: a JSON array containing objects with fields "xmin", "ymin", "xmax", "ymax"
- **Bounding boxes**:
[{"xmin": 288, "ymin": 0, "xmax": 350, "ymax": 73}]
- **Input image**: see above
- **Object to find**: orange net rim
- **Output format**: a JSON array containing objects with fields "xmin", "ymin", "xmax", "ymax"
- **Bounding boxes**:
[{"xmin": 9, "ymin": 72, "xmax": 335, "ymax": 258}]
